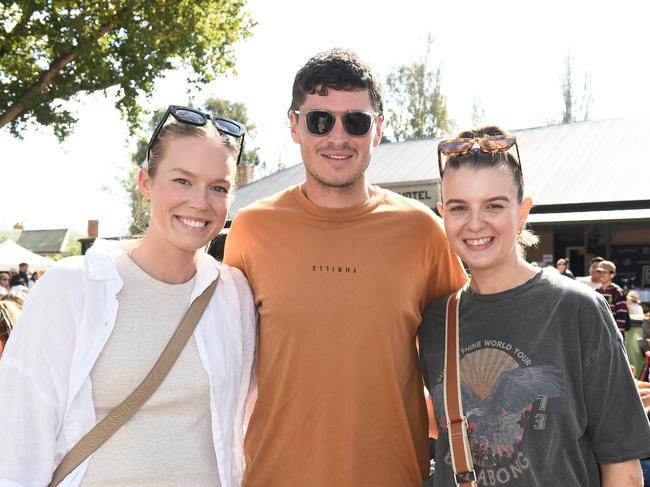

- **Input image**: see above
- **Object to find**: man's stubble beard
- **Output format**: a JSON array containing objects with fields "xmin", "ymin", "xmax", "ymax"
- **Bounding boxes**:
[
  {"xmin": 306, "ymin": 164, "xmax": 367, "ymax": 194},
  {"xmin": 305, "ymin": 148, "xmax": 371, "ymax": 194}
]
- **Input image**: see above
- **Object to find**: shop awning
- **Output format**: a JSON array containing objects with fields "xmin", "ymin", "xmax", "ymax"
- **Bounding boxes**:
[{"xmin": 528, "ymin": 208, "xmax": 650, "ymax": 224}]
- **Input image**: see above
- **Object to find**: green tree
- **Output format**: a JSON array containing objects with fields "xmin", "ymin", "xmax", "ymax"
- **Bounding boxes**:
[
  {"xmin": 122, "ymin": 137, "xmax": 150, "ymax": 235},
  {"xmin": 204, "ymin": 97, "xmax": 261, "ymax": 168},
  {"xmin": 51, "ymin": 235, "xmax": 83, "ymax": 260},
  {"xmin": 0, "ymin": 1, "xmax": 254, "ymax": 140},
  {"xmin": 384, "ymin": 36, "xmax": 451, "ymax": 142}
]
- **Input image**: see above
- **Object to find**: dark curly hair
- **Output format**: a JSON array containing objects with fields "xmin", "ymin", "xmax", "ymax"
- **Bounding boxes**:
[{"xmin": 289, "ymin": 48, "xmax": 383, "ymax": 114}]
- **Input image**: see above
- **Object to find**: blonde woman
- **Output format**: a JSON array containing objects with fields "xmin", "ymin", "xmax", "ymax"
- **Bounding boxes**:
[{"xmin": 0, "ymin": 106, "xmax": 256, "ymax": 487}]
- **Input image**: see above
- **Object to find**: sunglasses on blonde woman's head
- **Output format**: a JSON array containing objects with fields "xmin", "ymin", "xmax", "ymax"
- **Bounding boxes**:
[
  {"xmin": 437, "ymin": 134, "xmax": 522, "ymax": 177},
  {"xmin": 291, "ymin": 109, "xmax": 380, "ymax": 137},
  {"xmin": 147, "ymin": 105, "xmax": 247, "ymax": 164}
]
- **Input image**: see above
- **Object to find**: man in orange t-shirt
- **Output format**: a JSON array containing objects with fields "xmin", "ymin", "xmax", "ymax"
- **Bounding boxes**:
[{"xmin": 224, "ymin": 48, "xmax": 467, "ymax": 487}]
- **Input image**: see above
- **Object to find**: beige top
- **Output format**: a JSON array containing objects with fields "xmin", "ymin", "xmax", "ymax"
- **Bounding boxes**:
[{"xmin": 81, "ymin": 252, "xmax": 221, "ymax": 486}]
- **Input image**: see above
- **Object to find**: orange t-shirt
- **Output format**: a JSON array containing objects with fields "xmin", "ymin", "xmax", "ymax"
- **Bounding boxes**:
[{"xmin": 224, "ymin": 185, "xmax": 466, "ymax": 487}]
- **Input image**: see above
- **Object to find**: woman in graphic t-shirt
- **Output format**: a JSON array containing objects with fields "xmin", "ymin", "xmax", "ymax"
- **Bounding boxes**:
[{"xmin": 419, "ymin": 125, "xmax": 650, "ymax": 487}]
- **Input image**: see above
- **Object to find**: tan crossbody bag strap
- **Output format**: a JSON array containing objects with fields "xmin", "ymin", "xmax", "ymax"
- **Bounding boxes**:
[
  {"xmin": 443, "ymin": 287, "xmax": 477, "ymax": 487},
  {"xmin": 48, "ymin": 277, "xmax": 219, "ymax": 487}
]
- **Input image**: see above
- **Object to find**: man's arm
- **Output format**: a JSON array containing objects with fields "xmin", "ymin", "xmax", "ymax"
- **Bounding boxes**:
[{"xmin": 600, "ymin": 460, "xmax": 643, "ymax": 487}]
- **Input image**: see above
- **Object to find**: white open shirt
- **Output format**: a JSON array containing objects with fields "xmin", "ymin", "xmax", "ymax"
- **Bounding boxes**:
[{"xmin": 0, "ymin": 240, "xmax": 256, "ymax": 487}]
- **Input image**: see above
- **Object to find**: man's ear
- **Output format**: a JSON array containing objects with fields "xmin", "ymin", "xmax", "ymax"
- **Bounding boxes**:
[
  {"xmin": 373, "ymin": 114, "xmax": 384, "ymax": 147},
  {"xmin": 437, "ymin": 201, "xmax": 445, "ymax": 217},
  {"xmin": 289, "ymin": 111, "xmax": 300, "ymax": 144}
]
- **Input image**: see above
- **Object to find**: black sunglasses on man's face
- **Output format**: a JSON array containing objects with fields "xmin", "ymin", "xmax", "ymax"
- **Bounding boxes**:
[
  {"xmin": 291, "ymin": 109, "xmax": 380, "ymax": 137},
  {"xmin": 147, "ymin": 105, "xmax": 247, "ymax": 164}
]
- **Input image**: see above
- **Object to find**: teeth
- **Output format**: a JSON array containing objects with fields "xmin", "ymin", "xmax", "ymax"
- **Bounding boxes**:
[
  {"xmin": 326, "ymin": 155, "xmax": 350, "ymax": 159},
  {"xmin": 466, "ymin": 237, "xmax": 492, "ymax": 246},
  {"xmin": 178, "ymin": 217, "xmax": 207, "ymax": 228}
]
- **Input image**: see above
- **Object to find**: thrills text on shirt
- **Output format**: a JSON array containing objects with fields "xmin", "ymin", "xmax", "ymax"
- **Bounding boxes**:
[{"xmin": 312, "ymin": 265, "xmax": 357, "ymax": 273}]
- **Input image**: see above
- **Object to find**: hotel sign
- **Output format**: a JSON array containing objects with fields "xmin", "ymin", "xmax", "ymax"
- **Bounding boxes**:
[{"xmin": 380, "ymin": 181, "xmax": 440, "ymax": 210}]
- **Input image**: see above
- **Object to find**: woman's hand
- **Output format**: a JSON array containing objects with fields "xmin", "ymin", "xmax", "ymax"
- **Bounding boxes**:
[{"xmin": 635, "ymin": 379, "xmax": 650, "ymax": 409}]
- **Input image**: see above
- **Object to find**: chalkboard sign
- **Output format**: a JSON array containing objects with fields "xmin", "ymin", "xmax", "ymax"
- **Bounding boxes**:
[{"xmin": 610, "ymin": 245, "xmax": 650, "ymax": 288}]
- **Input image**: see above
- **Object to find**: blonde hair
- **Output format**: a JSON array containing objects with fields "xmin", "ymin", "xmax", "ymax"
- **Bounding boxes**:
[
  {"xmin": 144, "ymin": 120, "xmax": 238, "ymax": 178},
  {"xmin": 0, "ymin": 298, "xmax": 21, "ymax": 339}
]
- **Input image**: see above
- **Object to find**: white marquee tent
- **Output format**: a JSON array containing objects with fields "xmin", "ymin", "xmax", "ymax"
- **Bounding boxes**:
[{"xmin": 0, "ymin": 240, "xmax": 56, "ymax": 272}]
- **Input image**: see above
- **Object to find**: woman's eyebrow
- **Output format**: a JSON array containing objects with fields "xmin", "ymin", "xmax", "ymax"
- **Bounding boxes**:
[{"xmin": 445, "ymin": 195, "xmax": 510, "ymax": 205}]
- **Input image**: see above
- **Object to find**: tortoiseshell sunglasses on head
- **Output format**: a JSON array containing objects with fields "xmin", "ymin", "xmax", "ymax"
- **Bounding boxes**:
[{"xmin": 437, "ymin": 134, "xmax": 522, "ymax": 177}]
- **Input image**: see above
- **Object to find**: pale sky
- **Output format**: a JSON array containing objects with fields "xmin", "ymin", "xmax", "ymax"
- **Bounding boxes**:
[{"xmin": 3, "ymin": 0, "xmax": 650, "ymax": 237}]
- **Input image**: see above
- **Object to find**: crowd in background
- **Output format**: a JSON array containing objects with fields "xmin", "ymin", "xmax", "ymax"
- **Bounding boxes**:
[
  {"xmin": 547, "ymin": 256, "xmax": 650, "ymax": 438},
  {"xmin": 0, "ymin": 262, "xmax": 40, "ymax": 295},
  {"xmin": 549, "ymin": 256, "xmax": 650, "ymax": 367},
  {"xmin": 0, "ymin": 262, "xmax": 38, "ymax": 359}
]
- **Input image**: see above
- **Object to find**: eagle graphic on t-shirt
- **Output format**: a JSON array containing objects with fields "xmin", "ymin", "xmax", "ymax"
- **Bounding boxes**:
[{"xmin": 433, "ymin": 350, "xmax": 565, "ymax": 467}]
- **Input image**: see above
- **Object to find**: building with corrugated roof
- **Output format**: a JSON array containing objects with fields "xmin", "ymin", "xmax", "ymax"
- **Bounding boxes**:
[
  {"xmin": 227, "ymin": 115, "xmax": 650, "ymax": 290},
  {"xmin": 16, "ymin": 228, "xmax": 81, "ymax": 256}
]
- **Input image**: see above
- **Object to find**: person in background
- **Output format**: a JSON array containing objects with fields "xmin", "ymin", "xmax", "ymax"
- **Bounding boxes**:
[
  {"xmin": 29, "ymin": 271, "xmax": 40, "ymax": 287},
  {"xmin": 0, "ymin": 105, "xmax": 256, "ymax": 486},
  {"xmin": 3, "ymin": 291, "xmax": 25, "ymax": 309},
  {"xmin": 543, "ymin": 262, "xmax": 560, "ymax": 273},
  {"xmin": 556, "ymin": 258, "xmax": 575, "ymax": 279},
  {"xmin": 626, "ymin": 290, "xmax": 647, "ymax": 379},
  {"xmin": 419, "ymin": 125, "xmax": 650, "ymax": 486},
  {"xmin": 577, "ymin": 256, "xmax": 604, "ymax": 289},
  {"xmin": 10, "ymin": 262, "xmax": 29, "ymax": 288},
  {"xmin": 224, "ymin": 48, "xmax": 466, "ymax": 487},
  {"xmin": 0, "ymin": 298, "xmax": 21, "ymax": 359},
  {"xmin": 9, "ymin": 280, "xmax": 28, "ymax": 295},
  {"xmin": 0, "ymin": 273, "xmax": 10, "ymax": 296},
  {"xmin": 628, "ymin": 291, "xmax": 645, "ymax": 321},
  {"xmin": 596, "ymin": 260, "xmax": 629, "ymax": 336}
]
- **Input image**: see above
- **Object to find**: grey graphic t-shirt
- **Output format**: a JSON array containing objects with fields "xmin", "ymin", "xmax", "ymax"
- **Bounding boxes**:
[{"xmin": 419, "ymin": 271, "xmax": 650, "ymax": 486}]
